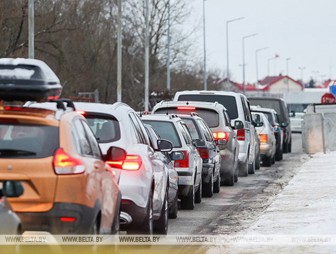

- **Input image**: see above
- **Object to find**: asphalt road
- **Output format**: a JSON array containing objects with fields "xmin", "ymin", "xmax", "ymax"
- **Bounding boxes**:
[{"xmin": 168, "ymin": 133, "xmax": 309, "ymax": 235}]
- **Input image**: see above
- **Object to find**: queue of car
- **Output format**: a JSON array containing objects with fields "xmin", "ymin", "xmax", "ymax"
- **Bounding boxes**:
[{"xmin": 0, "ymin": 58, "xmax": 292, "ymax": 236}]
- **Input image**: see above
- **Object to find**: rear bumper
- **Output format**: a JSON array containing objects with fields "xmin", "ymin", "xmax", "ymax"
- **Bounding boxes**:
[
  {"xmin": 120, "ymin": 199, "xmax": 148, "ymax": 229},
  {"xmin": 17, "ymin": 202, "xmax": 99, "ymax": 234}
]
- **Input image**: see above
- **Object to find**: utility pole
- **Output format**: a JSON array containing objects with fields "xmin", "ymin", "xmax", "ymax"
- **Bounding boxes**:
[
  {"xmin": 117, "ymin": 0, "xmax": 122, "ymax": 102},
  {"xmin": 28, "ymin": 0, "xmax": 34, "ymax": 58},
  {"xmin": 144, "ymin": 0, "xmax": 150, "ymax": 112}
]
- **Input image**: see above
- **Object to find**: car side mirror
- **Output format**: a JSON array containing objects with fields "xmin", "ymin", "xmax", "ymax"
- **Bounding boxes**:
[
  {"xmin": 170, "ymin": 151, "xmax": 184, "ymax": 161},
  {"xmin": 192, "ymin": 139, "xmax": 206, "ymax": 147},
  {"xmin": 2, "ymin": 181, "xmax": 24, "ymax": 198},
  {"xmin": 157, "ymin": 139, "xmax": 173, "ymax": 152},
  {"xmin": 233, "ymin": 120, "xmax": 244, "ymax": 130},
  {"xmin": 105, "ymin": 146, "xmax": 127, "ymax": 162},
  {"xmin": 280, "ymin": 122, "xmax": 289, "ymax": 128}
]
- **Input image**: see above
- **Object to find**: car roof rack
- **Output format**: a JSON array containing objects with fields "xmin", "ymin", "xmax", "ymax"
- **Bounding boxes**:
[{"xmin": 49, "ymin": 98, "xmax": 76, "ymax": 111}]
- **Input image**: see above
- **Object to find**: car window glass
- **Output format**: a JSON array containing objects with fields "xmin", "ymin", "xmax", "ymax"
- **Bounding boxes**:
[
  {"xmin": 241, "ymin": 97, "xmax": 251, "ymax": 122},
  {"xmin": 180, "ymin": 118, "xmax": 201, "ymax": 140},
  {"xmin": 143, "ymin": 120, "xmax": 182, "ymax": 148},
  {"xmin": 197, "ymin": 119, "xmax": 213, "ymax": 142},
  {"xmin": 81, "ymin": 120, "xmax": 102, "ymax": 158},
  {"xmin": 73, "ymin": 118, "xmax": 93, "ymax": 156},
  {"xmin": 0, "ymin": 122, "xmax": 59, "ymax": 158},
  {"xmin": 179, "ymin": 122, "xmax": 192, "ymax": 145},
  {"xmin": 177, "ymin": 94, "xmax": 238, "ymax": 120},
  {"xmin": 85, "ymin": 116, "xmax": 120, "ymax": 143},
  {"xmin": 129, "ymin": 113, "xmax": 150, "ymax": 145}
]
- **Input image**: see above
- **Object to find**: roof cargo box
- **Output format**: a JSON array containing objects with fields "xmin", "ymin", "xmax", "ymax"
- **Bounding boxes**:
[{"xmin": 0, "ymin": 58, "xmax": 62, "ymax": 102}]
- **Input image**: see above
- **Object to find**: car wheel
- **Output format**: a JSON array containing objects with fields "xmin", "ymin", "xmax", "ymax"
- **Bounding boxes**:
[
  {"xmin": 181, "ymin": 186, "xmax": 195, "ymax": 210},
  {"xmin": 213, "ymin": 174, "xmax": 221, "ymax": 193},
  {"xmin": 136, "ymin": 192, "xmax": 153, "ymax": 235},
  {"xmin": 169, "ymin": 195, "xmax": 178, "ymax": 219},
  {"xmin": 90, "ymin": 217, "xmax": 100, "ymax": 235},
  {"xmin": 248, "ymin": 160, "xmax": 255, "ymax": 174},
  {"xmin": 255, "ymin": 148, "xmax": 261, "ymax": 170},
  {"xmin": 283, "ymin": 140, "xmax": 289, "ymax": 153},
  {"xmin": 223, "ymin": 170, "xmax": 234, "ymax": 186},
  {"xmin": 238, "ymin": 161, "xmax": 249, "ymax": 177},
  {"xmin": 263, "ymin": 156, "xmax": 272, "ymax": 167},
  {"xmin": 195, "ymin": 178, "xmax": 202, "ymax": 203},
  {"xmin": 275, "ymin": 147, "xmax": 282, "ymax": 161},
  {"xmin": 154, "ymin": 190, "xmax": 168, "ymax": 235},
  {"xmin": 288, "ymin": 139, "xmax": 292, "ymax": 153},
  {"xmin": 202, "ymin": 173, "xmax": 213, "ymax": 197},
  {"xmin": 272, "ymin": 155, "xmax": 276, "ymax": 164}
]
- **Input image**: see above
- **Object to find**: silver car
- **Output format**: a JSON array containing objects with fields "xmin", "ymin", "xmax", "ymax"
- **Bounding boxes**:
[
  {"xmin": 144, "ymin": 124, "xmax": 179, "ymax": 219},
  {"xmin": 252, "ymin": 112, "xmax": 276, "ymax": 167}
]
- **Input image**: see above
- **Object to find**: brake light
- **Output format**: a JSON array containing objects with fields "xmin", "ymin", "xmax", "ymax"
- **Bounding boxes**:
[
  {"xmin": 76, "ymin": 110, "xmax": 86, "ymax": 115},
  {"xmin": 107, "ymin": 155, "xmax": 142, "ymax": 171},
  {"xmin": 177, "ymin": 106, "xmax": 196, "ymax": 110},
  {"xmin": 237, "ymin": 129, "xmax": 245, "ymax": 141},
  {"xmin": 174, "ymin": 151, "xmax": 189, "ymax": 168},
  {"xmin": 259, "ymin": 134, "xmax": 268, "ymax": 144},
  {"xmin": 197, "ymin": 148, "xmax": 209, "ymax": 160},
  {"xmin": 213, "ymin": 131, "xmax": 229, "ymax": 142},
  {"xmin": 53, "ymin": 148, "xmax": 85, "ymax": 174},
  {"xmin": 60, "ymin": 217, "xmax": 76, "ymax": 223}
]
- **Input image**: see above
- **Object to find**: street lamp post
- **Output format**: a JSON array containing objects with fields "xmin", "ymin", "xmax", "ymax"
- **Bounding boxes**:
[
  {"xmin": 255, "ymin": 47, "xmax": 268, "ymax": 84},
  {"xmin": 242, "ymin": 33, "xmax": 257, "ymax": 95},
  {"xmin": 226, "ymin": 17, "xmax": 244, "ymax": 83},
  {"xmin": 144, "ymin": 0, "xmax": 149, "ymax": 112},
  {"xmin": 28, "ymin": 0, "xmax": 34, "ymax": 58},
  {"xmin": 286, "ymin": 57, "xmax": 291, "ymax": 91},
  {"xmin": 166, "ymin": 0, "xmax": 171, "ymax": 92},
  {"xmin": 298, "ymin": 66, "xmax": 306, "ymax": 83},
  {"xmin": 203, "ymin": 0, "xmax": 207, "ymax": 90},
  {"xmin": 117, "ymin": 0, "xmax": 122, "ymax": 102},
  {"xmin": 267, "ymin": 54, "xmax": 279, "ymax": 76}
]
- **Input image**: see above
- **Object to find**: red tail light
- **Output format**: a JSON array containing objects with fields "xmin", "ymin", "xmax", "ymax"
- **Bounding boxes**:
[
  {"xmin": 60, "ymin": 217, "xmax": 77, "ymax": 223},
  {"xmin": 237, "ymin": 129, "xmax": 245, "ymax": 141},
  {"xmin": 177, "ymin": 106, "xmax": 196, "ymax": 110},
  {"xmin": 174, "ymin": 151, "xmax": 189, "ymax": 168},
  {"xmin": 197, "ymin": 148, "xmax": 209, "ymax": 160},
  {"xmin": 259, "ymin": 134, "xmax": 268, "ymax": 144},
  {"xmin": 53, "ymin": 148, "xmax": 85, "ymax": 174},
  {"xmin": 213, "ymin": 131, "xmax": 229, "ymax": 142},
  {"xmin": 107, "ymin": 155, "xmax": 142, "ymax": 171}
]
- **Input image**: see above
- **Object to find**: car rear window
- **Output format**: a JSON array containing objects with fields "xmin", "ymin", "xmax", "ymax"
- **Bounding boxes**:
[
  {"xmin": 142, "ymin": 120, "xmax": 181, "ymax": 148},
  {"xmin": 154, "ymin": 108, "xmax": 220, "ymax": 128},
  {"xmin": 177, "ymin": 94, "xmax": 238, "ymax": 120},
  {"xmin": 84, "ymin": 116, "xmax": 120, "ymax": 143},
  {"xmin": 179, "ymin": 118, "xmax": 201, "ymax": 140},
  {"xmin": 249, "ymin": 99, "xmax": 288, "ymax": 123},
  {"xmin": 0, "ymin": 122, "xmax": 59, "ymax": 158}
]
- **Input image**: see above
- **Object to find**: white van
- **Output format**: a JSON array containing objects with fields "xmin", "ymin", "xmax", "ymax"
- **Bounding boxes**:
[{"xmin": 174, "ymin": 90, "xmax": 259, "ymax": 176}]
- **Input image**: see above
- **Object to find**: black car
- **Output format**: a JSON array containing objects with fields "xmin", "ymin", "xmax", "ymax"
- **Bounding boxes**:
[{"xmin": 248, "ymin": 97, "xmax": 292, "ymax": 153}]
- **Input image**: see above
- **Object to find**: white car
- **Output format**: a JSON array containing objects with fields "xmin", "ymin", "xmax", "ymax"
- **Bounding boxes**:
[
  {"xmin": 252, "ymin": 112, "xmax": 276, "ymax": 167},
  {"xmin": 290, "ymin": 112, "xmax": 304, "ymax": 133},
  {"xmin": 73, "ymin": 102, "xmax": 170, "ymax": 234},
  {"xmin": 174, "ymin": 90, "xmax": 259, "ymax": 176},
  {"xmin": 140, "ymin": 114, "xmax": 203, "ymax": 210}
]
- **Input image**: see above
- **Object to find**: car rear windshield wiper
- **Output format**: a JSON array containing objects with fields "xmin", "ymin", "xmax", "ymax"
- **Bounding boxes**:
[{"xmin": 0, "ymin": 149, "xmax": 37, "ymax": 157}]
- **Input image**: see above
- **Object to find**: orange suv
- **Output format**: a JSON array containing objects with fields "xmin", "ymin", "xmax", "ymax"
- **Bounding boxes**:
[{"xmin": 0, "ymin": 100, "xmax": 121, "ymax": 234}]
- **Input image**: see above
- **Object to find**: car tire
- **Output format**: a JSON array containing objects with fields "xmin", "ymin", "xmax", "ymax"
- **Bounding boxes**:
[
  {"xmin": 223, "ymin": 171, "xmax": 234, "ymax": 186},
  {"xmin": 238, "ymin": 161, "xmax": 249, "ymax": 177},
  {"xmin": 283, "ymin": 140, "xmax": 289, "ymax": 153},
  {"xmin": 213, "ymin": 174, "xmax": 220, "ymax": 193},
  {"xmin": 263, "ymin": 156, "xmax": 272, "ymax": 167},
  {"xmin": 154, "ymin": 190, "xmax": 168, "ymax": 235},
  {"xmin": 195, "ymin": 178, "xmax": 202, "ymax": 203},
  {"xmin": 181, "ymin": 186, "xmax": 195, "ymax": 210},
  {"xmin": 255, "ymin": 153, "xmax": 261, "ymax": 170},
  {"xmin": 131, "ymin": 192, "xmax": 153, "ymax": 235},
  {"xmin": 248, "ymin": 160, "xmax": 255, "ymax": 174},
  {"xmin": 202, "ymin": 173, "xmax": 213, "ymax": 197},
  {"xmin": 169, "ymin": 195, "xmax": 178, "ymax": 219},
  {"xmin": 288, "ymin": 139, "xmax": 292, "ymax": 153},
  {"xmin": 275, "ymin": 147, "xmax": 282, "ymax": 161}
]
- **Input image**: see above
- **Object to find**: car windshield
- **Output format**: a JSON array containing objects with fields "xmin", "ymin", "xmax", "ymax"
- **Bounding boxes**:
[
  {"xmin": 154, "ymin": 108, "xmax": 220, "ymax": 128},
  {"xmin": 249, "ymin": 99, "xmax": 287, "ymax": 123},
  {"xmin": 177, "ymin": 94, "xmax": 238, "ymax": 120},
  {"xmin": 142, "ymin": 120, "xmax": 181, "ymax": 148},
  {"xmin": 85, "ymin": 116, "xmax": 120, "ymax": 143},
  {"xmin": 0, "ymin": 123, "xmax": 59, "ymax": 158}
]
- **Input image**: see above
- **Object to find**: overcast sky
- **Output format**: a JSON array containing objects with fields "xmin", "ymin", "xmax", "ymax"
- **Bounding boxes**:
[{"xmin": 185, "ymin": 0, "xmax": 336, "ymax": 84}]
